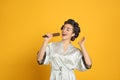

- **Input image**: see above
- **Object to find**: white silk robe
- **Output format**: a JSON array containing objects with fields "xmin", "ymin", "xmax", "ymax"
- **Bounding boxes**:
[{"xmin": 39, "ymin": 41, "xmax": 88, "ymax": 80}]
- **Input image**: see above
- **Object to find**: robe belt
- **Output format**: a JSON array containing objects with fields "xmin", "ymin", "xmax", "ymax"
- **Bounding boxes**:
[
  {"xmin": 52, "ymin": 66, "xmax": 73, "ymax": 71},
  {"xmin": 52, "ymin": 67, "xmax": 74, "ymax": 80}
]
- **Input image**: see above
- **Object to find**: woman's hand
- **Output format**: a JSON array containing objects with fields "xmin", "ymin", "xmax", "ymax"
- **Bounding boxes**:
[
  {"xmin": 37, "ymin": 33, "xmax": 53, "ymax": 63},
  {"xmin": 78, "ymin": 37, "xmax": 92, "ymax": 68},
  {"xmin": 44, "ymin": 33, "xmax": 53, "ymax": 43},
  {"xmin": 78, "ymin": 37, "xmax": 85, "ymax": 47}
]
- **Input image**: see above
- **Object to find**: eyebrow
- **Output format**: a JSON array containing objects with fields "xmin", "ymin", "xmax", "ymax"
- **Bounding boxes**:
[{"xmin": 63, "ymin": 26, "xmax": 73, "ymax": 30}]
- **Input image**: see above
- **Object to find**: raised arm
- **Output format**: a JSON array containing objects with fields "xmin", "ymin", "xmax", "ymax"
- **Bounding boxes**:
[
  {"xmin": 37, "ymin": 33, "xmax": 53, "ymax": 64},
  {"xmin": 78, "ymin": 37, "xmax": 92, "ymax": 69}
]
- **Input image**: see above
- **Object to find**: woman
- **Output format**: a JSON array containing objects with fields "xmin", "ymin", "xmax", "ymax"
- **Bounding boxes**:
[{"xmin": 37, "ymin": 19, "xmax": 92, "ymax": 80}]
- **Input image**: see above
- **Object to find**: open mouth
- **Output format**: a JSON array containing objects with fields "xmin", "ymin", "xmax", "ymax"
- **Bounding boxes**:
[{"xmin": 62, "ymin": 34, "xmax": 67, "ymax": 36}]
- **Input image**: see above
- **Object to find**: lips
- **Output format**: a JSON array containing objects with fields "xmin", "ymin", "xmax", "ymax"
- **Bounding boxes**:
[{"xmin": 62, "ymin": 34, "xmax": 67, "ymax": 36}]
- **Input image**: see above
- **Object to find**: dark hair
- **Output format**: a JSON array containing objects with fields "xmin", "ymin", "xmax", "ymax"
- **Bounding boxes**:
[{"xmin": 61, "ymin": 19, "xmax": 81, "ymax": 41}]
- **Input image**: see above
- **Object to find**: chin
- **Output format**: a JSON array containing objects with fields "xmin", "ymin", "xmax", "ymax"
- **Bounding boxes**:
[
  {"xmin": 62, "ymin": 37, "xmax": 66, "ymax": 40},
  {"xmin": 62, "ymin": 37, "xmax": 70, "ymax": 41}
]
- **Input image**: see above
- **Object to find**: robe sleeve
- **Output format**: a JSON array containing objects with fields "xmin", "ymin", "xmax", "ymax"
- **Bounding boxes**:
[
  {"xmin": 75, "ymin": 50, "xmax": 88, "ymax": 71},
  {"xmin": 38, "ymin": 42, "xmax": 52, "ymax": 65}
]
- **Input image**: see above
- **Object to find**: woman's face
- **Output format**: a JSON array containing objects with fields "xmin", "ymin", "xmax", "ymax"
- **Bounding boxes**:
[{"xmin": 61, "ymin": 24, "xmax": 75, "ymax": 41}]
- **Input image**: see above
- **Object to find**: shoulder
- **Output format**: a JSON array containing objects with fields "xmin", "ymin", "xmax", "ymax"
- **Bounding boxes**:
[
  {"xmin": 71, "ymin": 45, "xmax": 80, "ymax": 52},
  {"xmin": 72, "ymin": 46, "xmax": 82, "ymax": 56}
]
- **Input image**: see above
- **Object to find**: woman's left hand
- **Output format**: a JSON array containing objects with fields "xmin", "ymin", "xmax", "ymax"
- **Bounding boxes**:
[{"xmin": 78, "ymin": 37, "xmax": 85, "ymax": 47}]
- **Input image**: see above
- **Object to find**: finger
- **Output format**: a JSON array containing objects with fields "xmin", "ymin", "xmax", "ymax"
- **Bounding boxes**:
[
  {"xmin": 78, "ymin": 40, "xmax": 82, "ymax": 44},
  {"xmin": 82, "ymin": 37, "xmax": 85, "ymax": 41},
  {"xmin": 46, "ymin": 33, "xmax": 52, "ymax": 38},
  {"xmin": 49, "ymin": 34, "xmax": 53, "ymax": 38},
  {"xmin": 78, "ymin": 37, "xmax": 85, "ymax": 43}
]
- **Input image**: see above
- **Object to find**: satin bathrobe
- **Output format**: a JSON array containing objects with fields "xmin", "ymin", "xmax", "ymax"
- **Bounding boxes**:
[{"xmin": 38, "ymin": 41, "xmax": 89, "ymax": 80}]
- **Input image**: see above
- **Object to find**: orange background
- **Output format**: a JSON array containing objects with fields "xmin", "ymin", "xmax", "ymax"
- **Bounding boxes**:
[{"xmin": 0, "ymin": 0, "xmax": 120, "ymax": 80}]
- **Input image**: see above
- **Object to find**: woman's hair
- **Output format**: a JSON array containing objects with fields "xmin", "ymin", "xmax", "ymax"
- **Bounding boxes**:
[{"xmin": 61, "ymin": 19, "xmax": 81, "ymax": 41}]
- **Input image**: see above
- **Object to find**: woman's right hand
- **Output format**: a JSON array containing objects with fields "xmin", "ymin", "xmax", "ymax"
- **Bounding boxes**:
[
  {"xmin": 44, "ymin": 33, "xmax": 53, "ymax": 43},
  {"xmin": 37, "ymin": 33, "xmax": 53, "ymax": 63}
]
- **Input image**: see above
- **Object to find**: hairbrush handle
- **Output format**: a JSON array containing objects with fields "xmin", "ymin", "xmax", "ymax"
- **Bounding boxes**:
[{"xmin": 42, "ymin": 33, "xmax": 60, "ymax": 38}]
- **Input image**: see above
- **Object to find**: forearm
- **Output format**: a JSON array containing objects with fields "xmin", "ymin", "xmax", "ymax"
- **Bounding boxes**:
[
  {"xmin": 37, "ymin": 40, "xmax": 49, "ymax": 61},
  {"xmin": 80, "ymin": 45, "xmax": 92, "ymax": 67}
]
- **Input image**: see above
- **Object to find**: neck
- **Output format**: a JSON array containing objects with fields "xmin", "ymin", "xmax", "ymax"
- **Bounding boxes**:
[
  {"xmin": 61, "ymin": 39, "xmax": 71, "ymax": 52},
  {"xmin": 61, "ymin": 39, "xmax": 71, "ymax": 45}
]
